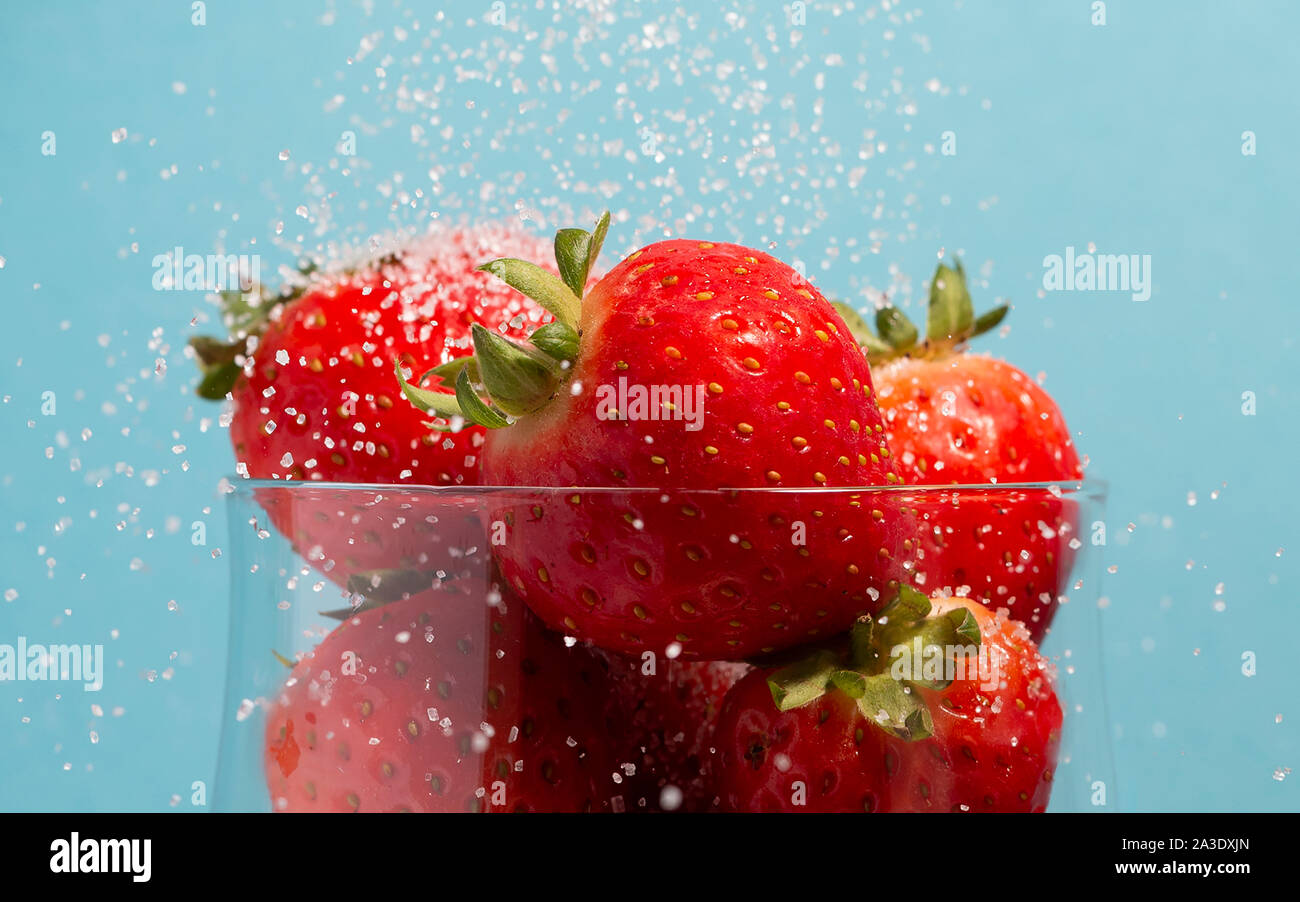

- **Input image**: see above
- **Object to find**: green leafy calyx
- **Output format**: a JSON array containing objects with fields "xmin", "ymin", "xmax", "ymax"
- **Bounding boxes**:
[
  {"xmin": 397, "ymin": 212, "xmax": 611, "ymax": 429},
  {"xmin": 833, "ymin": 256, "xmax": 1010, "ymax": 365},
  {"xmin": 187, "ymin": 261, "xmax": 319, "ymax": 401},
  {"xmin": 764, "ymin": 589, "xmax": 984, "ymax": 743}
]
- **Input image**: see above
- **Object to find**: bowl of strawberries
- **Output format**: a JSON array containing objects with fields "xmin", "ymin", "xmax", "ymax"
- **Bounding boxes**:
[{"xmin": 206, "ymin": 214, "xmax": 1113, "ymax": 813}]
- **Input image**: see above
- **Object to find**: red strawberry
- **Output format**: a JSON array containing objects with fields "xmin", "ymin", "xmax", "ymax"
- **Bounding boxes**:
[
  {"xmin": 835, "ymin": 261, "xmax": 1084, "ymax": 640},
  {"xmin": 712, "ymin": 587, "xmax": 1062, "ymax": 812},
  {"xmin": 905, "ymin": 484, "xmax": 1086, "ymax": 642},
  {"xmin": 191, "ymin": 225, "xmax": 554, "ymax": 585},
  {"xmin": 599, "ymin": 653, "xmax": 748, "ymax": 812},
  {"xmin": 264, "ymin": 589, "xmax": 619, "ymax": 813},
  {"xmin": 399, "ymin": 213, "xmax": 918, "ymax": 659},
  {"xmin": 878, "ymin": 353, "xmax": 1080, "ymax": 484}
]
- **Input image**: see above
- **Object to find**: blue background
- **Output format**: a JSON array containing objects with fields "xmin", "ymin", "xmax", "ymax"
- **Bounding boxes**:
[{"xmin": 0, "ymin": 0, "xmax": 1295, "ymax": 811}]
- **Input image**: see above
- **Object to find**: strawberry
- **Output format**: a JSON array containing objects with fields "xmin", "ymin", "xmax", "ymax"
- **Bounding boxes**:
[
  {"xmin": 904, "ymin": 484, "xmax": 1085, "ymax": 643},
  {"xmin": 835, "ymin": 261, "xmax": 1084, "ymax": 641},
  {"xmin": 397, "ymin": 213, "xmax": 919, "ymax": 659},
  {"xmin": 599, "ymin": 653, "xmax": 748, "ymax": 812},
  {"xmin": 264, "ymin": 588, "xmax": 619, "ymax": 813},
  {"xmin": 712, "ymin": 586, "xmax": 1062, "ymax": 812},
  {"xmin": 190, "ymin": 225, "xmax": 554, "ymax": 585}
]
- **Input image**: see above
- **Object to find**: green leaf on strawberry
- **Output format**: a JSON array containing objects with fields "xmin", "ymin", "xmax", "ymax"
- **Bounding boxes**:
[
  {"xmin": 422, "ymin": 355, "xmax": 479, "ymax": 388},
  {"xmin": 768, "ymin": 649, "xmax": 841, "ymax": 711},
  {"xmin": 972, "ymin": 302, "xmax": 1010, "ymax": 336},
  {"xmin": 454, "ymin": 366, "xmax": 511, "ymax": 429},
  {"xmin": 530, "ymin": 321, "xmax": 580, "ymax": 362},
  {"xmin": 830, "ymin": 301, "xmax": 893, "ymax": 357},
  {"xmin": 469, "ymin": 323, "xmax": 563, "ymax": 417},
  {"xmin": 475, "ymin": 259, "xmax": 581, "ymax": 330},
  {"xmin": 855, "ymin": 674, "xmax": 933, "ymax": 741},
  {"xmin": 394, "ymin": 358, "xmax": 464, "ymax": 421},
  {"xmin": 554, "ymin": 210, "xmax": 610, "ymax": 298},
  {"xmin": 880, "ymin": 583, "xmax": 932, "ymax": 623},
  {"xmin": 194, "ymin": 361, "xmax": 244, "ymax": 401},
  {"xmin": 188, "ymin": 260, "xmax": 319, "ymax": 400},
  {"xmin": 876, "ymin": 305, "xmax": 918, "ymax": 350},
  {"xmin": 926, "ymin": 259, "xmax": 974, "ymax": 343},
  {"xmin": 829, "ymin": 669, "xmax": 870, "ymax": 699}
]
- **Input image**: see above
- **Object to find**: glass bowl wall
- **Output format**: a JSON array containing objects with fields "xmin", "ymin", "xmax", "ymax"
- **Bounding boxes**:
[{"xmin": 214, "ymin": 480, "xmax": 1112, "ymax": 813}]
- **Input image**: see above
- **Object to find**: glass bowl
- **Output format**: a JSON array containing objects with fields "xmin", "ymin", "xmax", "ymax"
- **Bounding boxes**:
[{"xmin": 213, "ymin": 480, "xmax": 1112, "ymax": 813}]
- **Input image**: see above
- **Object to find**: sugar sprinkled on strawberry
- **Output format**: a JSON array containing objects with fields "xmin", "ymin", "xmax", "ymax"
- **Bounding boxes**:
[{"xmin": 193, "ymin": 225, "xmax": 556, "ymax": 487}]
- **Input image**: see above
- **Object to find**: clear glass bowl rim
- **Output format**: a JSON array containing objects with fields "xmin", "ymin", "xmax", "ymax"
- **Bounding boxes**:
[{"xmin": 225, "ymin": 476, "xmax": 1108, "ymax": 499}]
